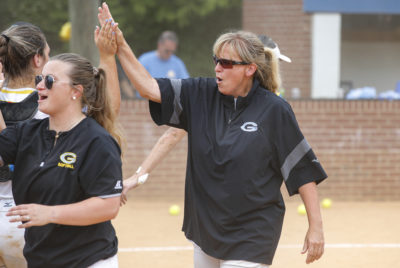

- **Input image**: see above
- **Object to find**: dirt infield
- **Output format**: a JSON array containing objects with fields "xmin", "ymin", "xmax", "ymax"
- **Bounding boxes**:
[{"xmin": 114, "ymin": 197, "xmax": 400, "ymax": 268}]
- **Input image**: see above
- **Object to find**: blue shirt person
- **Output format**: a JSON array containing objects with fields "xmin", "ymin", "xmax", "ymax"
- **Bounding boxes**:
[{"xmin": 136, "ymin": 31, "xmax": 189, "ymax": 98}]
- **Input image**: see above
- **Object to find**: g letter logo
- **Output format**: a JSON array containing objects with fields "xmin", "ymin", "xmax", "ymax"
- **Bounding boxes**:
[
  {"xmin": 240, "ymin": 122, "xmax": 258, "ymax": 132},
  {"xmin": 60, "ymin": 152, "xmax": 77, "ymax": 164}
]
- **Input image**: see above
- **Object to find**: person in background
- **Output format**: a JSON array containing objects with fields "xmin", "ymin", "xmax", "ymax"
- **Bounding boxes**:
[
  {"xmin": 0, "ymin": 22, "xmax": 49, "ymax": 268},
  {"xmin": 121, "ymin": 29, "xmax": 190, "ymax": 185},
  {"xmin": 136, "ymin": 30, "xmax": 189, "ymax": 98}
]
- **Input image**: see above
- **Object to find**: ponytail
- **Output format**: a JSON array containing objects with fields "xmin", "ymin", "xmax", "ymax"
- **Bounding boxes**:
[
  {"xmin": 87, "ymin": 67, "xmax": 123, "ymax": 148},
  {"xmin": 0, "ymin": 23, "xmax": 47, "ymax": 81},
  {"xmin": 259, "ymin": 47, "xmax": 281, "ymax": 94},
  {"xmin": 51, "ymin": 53, "xmax": 123, "ymax": 149}
]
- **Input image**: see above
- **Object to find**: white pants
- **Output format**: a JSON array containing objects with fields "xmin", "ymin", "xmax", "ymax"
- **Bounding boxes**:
[
  {"xmin": 0, "ymin": 198, "xmax": 26, "ymax": 268},
  {"xmin": 87, "ymin": 254, "xmax": 118, "ymax": 268},
  {"xmin": 193, "ymin": 243, "xmax": 269, "ymax": 268}
]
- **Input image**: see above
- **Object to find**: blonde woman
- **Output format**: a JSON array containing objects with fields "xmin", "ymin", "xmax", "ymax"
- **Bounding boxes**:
[{"xmin": 99, "ymin": 3, "xmax": 327, "ymax": 267}]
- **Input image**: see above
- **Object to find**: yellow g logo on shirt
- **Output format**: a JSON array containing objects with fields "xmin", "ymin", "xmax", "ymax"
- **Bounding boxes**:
[
  {"xmin": 58, "ymin": 152, "xmax": 77, "ymax": 169},
  {"xmin": 60, "ymin": 152, "xmax": 77, "ymax": 164}
]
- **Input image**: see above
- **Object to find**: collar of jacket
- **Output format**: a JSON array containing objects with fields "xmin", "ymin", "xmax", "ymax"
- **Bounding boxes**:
[{"xmin": 220, "ymin": 79, "xmax": 261, "ymax": 110}]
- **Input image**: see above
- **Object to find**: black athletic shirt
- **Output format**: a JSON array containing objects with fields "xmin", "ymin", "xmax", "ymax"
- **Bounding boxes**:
[
  {"xmin": 150, "ymin": 78, "xmax": 327, "ymax": 265},
  {"xmin": 0, "ymin": 117, "xmax": 122, "ymax": 268}
]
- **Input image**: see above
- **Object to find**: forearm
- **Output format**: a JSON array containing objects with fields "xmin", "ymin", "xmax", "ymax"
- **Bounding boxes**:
[
  {"xmin": 117, "ymin": 40, "xmax": 160, "ymax": 103},
  {"xmin": 299, "ymin": 182, "xmax": 323, "ymax": 229},
  {"xmin": 99, "ymin": 55, "xmax": 121, "ymax": 115},
  {"xmin": 50, "ymin": 196, "xmax": 120, "ymax": 226},
  {"xmin": 138, "ymin": 127, "xmax": 186, "ymax": 175},
  {"xmin": 121, "ymin": 128, "xmax": 186, "ymax": 204}
]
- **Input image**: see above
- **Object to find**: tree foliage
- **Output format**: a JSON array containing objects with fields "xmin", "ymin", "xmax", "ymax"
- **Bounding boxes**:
[
  {"xmin": 0, "ymin": 0, "xmax": 242, "ymax": 77},
  {"xmin": 0, "ymin": 0, "xmax": 69, "ymax": 55},
  {"xmin": 110, "ymin": 0, "xmax": 235, "ymax": 27},
  {"xmin": 106, "ymin": 0, "xmax": 242, "ymax": 76}
]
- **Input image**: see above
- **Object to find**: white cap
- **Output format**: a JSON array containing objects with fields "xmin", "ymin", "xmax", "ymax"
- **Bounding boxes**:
[{"xmin": 258, "ymin": 34, "xmax": 291, "ymax": 63}]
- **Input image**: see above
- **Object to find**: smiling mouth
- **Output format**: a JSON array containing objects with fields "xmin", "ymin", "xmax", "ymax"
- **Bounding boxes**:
[{"xmin": 39, "ymin": 95, "xmax": 48, "ymax": 101}]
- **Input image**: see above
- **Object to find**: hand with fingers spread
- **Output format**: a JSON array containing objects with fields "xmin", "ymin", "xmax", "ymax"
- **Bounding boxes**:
[{"xmin": 7, "ymin": 204, "xmax": 53, "ymax": 228}]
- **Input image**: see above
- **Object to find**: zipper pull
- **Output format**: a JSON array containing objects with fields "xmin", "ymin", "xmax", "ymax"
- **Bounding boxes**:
[{"xmin": 54, "ymin": 132, "xmax": 60, "ymax": 147}]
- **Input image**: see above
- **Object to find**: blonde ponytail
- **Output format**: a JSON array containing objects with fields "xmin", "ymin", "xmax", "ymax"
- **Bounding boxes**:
[{"xmin": 260, "ymin": 47, "xmax": 281, "ymax": 94}]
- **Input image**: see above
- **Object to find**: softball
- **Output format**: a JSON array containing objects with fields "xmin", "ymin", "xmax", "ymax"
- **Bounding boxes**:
[
  {"xmin": 297, "ymin": 204, "xmax": 306, "ymax": 216},
  {"xmin": 59, "ymin": 22, "xmax": 71, "ymax": 42},
  {"xmin": 321, "ymin": 198, "xmax": 332, "ymax": 209},
  {"xmin": 169, "ymin": 204, "xmax": 180, "ymax": 216}
]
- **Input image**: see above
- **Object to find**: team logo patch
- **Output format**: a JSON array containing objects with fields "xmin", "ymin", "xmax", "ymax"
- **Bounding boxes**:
[
  {"xmin": 58, "ymin": 152, "xmax": 77, "ymax": 169},
  {"xmin": 240, "ymin": 122, "xmax": 258, "ymax": 132}
]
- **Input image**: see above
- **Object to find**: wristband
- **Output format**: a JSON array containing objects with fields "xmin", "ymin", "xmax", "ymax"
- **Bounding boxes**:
[
  {"xmin": 138, "ymin": 173, "xmax": 149, "ymax": 185},
  {"xmin": 136, "ymin": 166, "xmax": 148, "ymax": 185},
  {"xmin": 136, "ymin": 166, "xmax": 142, "ymax": 174}
]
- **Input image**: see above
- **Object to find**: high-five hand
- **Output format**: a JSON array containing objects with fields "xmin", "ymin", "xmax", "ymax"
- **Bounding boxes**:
[{"xmin": 95, "ymin": 18, "xmax": 118, "ymax": 57}]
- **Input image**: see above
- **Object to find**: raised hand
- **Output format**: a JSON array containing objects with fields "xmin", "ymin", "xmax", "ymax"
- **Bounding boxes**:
[
  {"xmin": 98, "ymin": 2, "xmax": 114, "ymax": 27},
  {"xmin": 97, "ymin": 2, "xmax": 125, "ymax": 49},
  {"xmin": 94, "ymin": 19, "xmax": 118, "ymax": 57}
]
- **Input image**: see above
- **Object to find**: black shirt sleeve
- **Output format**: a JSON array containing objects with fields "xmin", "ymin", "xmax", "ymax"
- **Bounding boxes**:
[
  {"xmin": 149, "ymin": 78, "xmax": 213, "ymax": 131},
  {"xmin": 149, "ymin": 78, "xmax": 179, "ymax": 127},
  {"xmin": 78, "ymin": 136, "xmax": 122, "ymax": 198},
  {"xmin": 270, "ymin": 102, "xmax": 327, "ymax": 196}
]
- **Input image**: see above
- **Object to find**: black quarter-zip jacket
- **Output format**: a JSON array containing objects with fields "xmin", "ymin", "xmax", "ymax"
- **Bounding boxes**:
[{"xmin": 150, "ymin": 78, "xmax": 327, "ymax": 265}]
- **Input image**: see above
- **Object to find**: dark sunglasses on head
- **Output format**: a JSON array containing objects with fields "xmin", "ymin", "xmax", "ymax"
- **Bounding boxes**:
[
  {"xmin": 213, "ymin": 55, "xmax": 249, "ymax": 69},
  {"xmin": 35, "ymin": 75, "xmax": 56, "ymax": 89}
]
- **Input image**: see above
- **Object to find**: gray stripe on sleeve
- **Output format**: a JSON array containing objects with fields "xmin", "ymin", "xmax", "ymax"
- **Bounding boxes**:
[
  {"xmin": 99, "ymin": 193, "xmax": 121, "ymax": 199},
  {"xmin": 169, "ymin": 79, "xmax": 183, "ymax": 125},
  {"xmin": 280, "ymin": 138, "xmax": 311, "ymax": 181}
]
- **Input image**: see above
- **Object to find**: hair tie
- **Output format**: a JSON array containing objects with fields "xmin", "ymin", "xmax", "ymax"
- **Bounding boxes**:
[
  {"xmin": 93, "ymin": 67, "xmax": 99, "ymax": 76},
  {"xmin": 1, "ymin": 34, "xmax": 10, "ymax": 43}
]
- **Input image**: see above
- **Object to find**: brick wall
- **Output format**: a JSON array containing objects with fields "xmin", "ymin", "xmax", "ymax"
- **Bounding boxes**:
[
  {"xmin": 120, "ymin": 100, "xmax": 400, "ymax": 201},
  {"xmin": 242, "ymin": 0, "xmax": 312, "ymax": 98}
]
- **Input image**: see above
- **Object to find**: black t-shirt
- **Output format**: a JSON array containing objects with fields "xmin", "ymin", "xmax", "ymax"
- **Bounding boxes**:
[
  {"xmin": 150, "ymin": 78, "xmax": 327, "ymax": 265},
  {"xmin": 0, "ymin": 117, "xmax": 122, "ymax": 268}
]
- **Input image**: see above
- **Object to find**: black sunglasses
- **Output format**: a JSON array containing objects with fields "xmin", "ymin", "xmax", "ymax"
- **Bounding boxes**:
[
  {"xmin": 213, "ymin": 55, "xmax": 249, "ymax": 69},
  {"xmin": 35, "ymin": 75, "xmax": 56, "ymax": 90}
]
